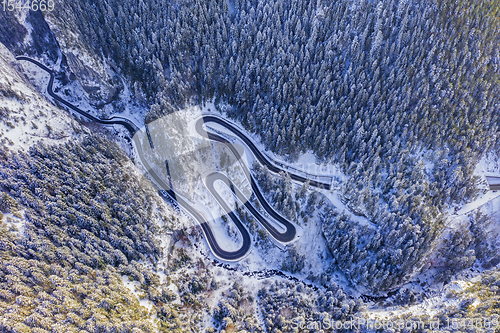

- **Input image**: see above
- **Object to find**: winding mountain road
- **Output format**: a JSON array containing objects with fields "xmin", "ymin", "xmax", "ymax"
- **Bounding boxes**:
[
  {"xmin": 196, "ymin": 115, "xmax": 332, "ymax": 190},
  {"xmin": 18, "ymin": 56, "xmax": 253, "ymax": 261},
  {"xmin": 196, "ymin": 121, "xmax": 296, "ymax": 242},
  {"xmin": 205, "ymin": 172, "xmax": 295, "ymax": 242},
  {"xmin": 16, "ymin": 56, "xmax": 139, "ymax": 136},
  {"xmin": 17, "ymin": 56, "xmax": 330, "ymax": 261}
]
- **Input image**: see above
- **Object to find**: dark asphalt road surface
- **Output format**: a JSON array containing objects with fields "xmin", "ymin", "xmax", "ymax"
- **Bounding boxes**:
[
  {"xmin": 196, "ymin": 116, "xmax": 331, "ymax": 190},
  {"xmin": 16, "ymin": 56, "xmax": 138, "ymax": 136},
  {"xmin": 18, "ymin": 56, "xmax": 252, "ymax": 261},
  {"xmin": 205, "ymin": 172, "xmax": 295, "ymax": 242}
]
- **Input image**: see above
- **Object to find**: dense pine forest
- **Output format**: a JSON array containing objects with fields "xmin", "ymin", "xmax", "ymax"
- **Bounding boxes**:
[{"xmin": 0, "ymin": 136, "xmax": 166, "ymax": 331}]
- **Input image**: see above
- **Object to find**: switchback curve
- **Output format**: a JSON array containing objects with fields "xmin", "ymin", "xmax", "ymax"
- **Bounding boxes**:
[
  {"xmin": 17, "ymin": 56, "xmax": 330, "ymax": 260},
  {"xmin": 17, "ymin": 56, "xmax": 251, "ymax": 261},
  {"xmin": 196, "ymin": 115, "xmax": 332, "ymax": 190},
  {"xmin": 196, "ymin": 118, "xmax": 297, "ymax": 242},
  {"xmin": 16, "ymin": 56, "xmax": 139, "ymax": 136},
  {"xmin": 205, "ymin": 172, "xmax": 295, "ymax": 242}
]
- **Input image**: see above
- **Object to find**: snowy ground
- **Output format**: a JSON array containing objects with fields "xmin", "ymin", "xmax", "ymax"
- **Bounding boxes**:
[
  {"xmin": 0, "ymin": 45, "xmax": 79, "ymax": 151},
  {"xmin": 121, "ymin": 275, "xmax": 154, "ymax": 311},
  {"xmin": 366, "ymin": 280, "xmax": 466, "ymax": 319},
  {"xmin": 363, "ymin": 148, "xmax": 500, "ymax": 322},
  {"xmin": 193, "ymin": 103, "xmax": 347, "ymax": 279},
  {"xmin": 202, "ymin": 109, "xmax": 343, "ymax": 185},
  {"xmin": 18, "ymin": 37, "xmax": 497, "ymax": 322},
  {"xmin": 442, "ymin": 151, "xmax": 500, "ymax": 229},
  {"xmin": 452, "ymin": 191, "xmax": 500, "ymax": 217},
  {"xmin": 476, "ymin": 151, "xmax": 500, "ymax": 176},
  {"xmin": 51, "ymin": 63, "xmax": 146, "ymax": 127},
  {"xmin": 200, "ymin": 179, "xmax": 245, "ymax": 252},
  {"xmin": 2, "ymin": 211, "xmax": 26, "ymax": 237},
  {"xmin": 196, "ymin": 104, "xmax": 378, "ymax": 232}
]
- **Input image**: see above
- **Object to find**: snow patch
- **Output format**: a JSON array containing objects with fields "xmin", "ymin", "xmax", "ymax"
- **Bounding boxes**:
[
  {"xmin": 0, "ymin": 46, "xmax": 78, "ymax": 150},
  {"xmin": 121, "ymin": 275, "xmax": 154, "ymax": 311}
]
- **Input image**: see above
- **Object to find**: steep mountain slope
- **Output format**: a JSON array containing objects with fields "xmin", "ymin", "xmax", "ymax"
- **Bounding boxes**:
[
  {"xmin": 0, "ymin": 43, "xmax": 78, "ymax": 150},
  {"xmin": 0, "ymin": 24, "xmax": 187, "ymax": 332},
  {"xmin": 1, "ymin": 0, "xmax": 500, "ymax": 331}
]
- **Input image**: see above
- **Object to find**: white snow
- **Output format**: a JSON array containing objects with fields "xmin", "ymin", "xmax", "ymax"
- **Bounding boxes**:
[
  {"xmin": 0, "ymin": 46, "xmax": 79, "ymax": 150},
  {"xmin": 3, "ymin": 212, "xmax": 26, "ymax": 236},
  {"xmin": 453, "ymin": 191, "xmax": 500, "ymax": 216},
  {"xmin": 121, "ymin": 275, "xmax": 154, "ymax": 312},
  {"xmin": 201, "ymin": 111, "xmax": 341, "ymax": 185},
  {"xmin": 51, "ymin": 64, "xmax": 145, "ymax": 129},
  {"xmin": 321, "ymin": 190, "xmax": 375, "ymax": 228},
  {"xmin": 443, "ymin": 149, "xmax": 500, "ymax": 218},
  {"xmin": 475, "ymin": 151, "xmax": 500, "ymax": 175}
]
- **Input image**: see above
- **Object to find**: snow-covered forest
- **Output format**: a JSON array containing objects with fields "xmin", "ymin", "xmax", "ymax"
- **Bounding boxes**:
[
  {"xmin": 38, "ymin": 0, "xmax": 500, "ymax": 291},
  {"xmin": 1, "ymin": 0, "xmax": 500, "ymax": 331}
]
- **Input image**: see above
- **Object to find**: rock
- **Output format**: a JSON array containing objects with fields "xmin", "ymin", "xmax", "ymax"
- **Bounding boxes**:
[{"xmin": 65, "ymin": 52, "xmax": 122, "ymax": 107}]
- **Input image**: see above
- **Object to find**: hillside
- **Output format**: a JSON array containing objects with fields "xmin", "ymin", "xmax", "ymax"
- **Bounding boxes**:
[{"xmin": 1, "ymin": 0, "xmax": 500, "ymax": 332}]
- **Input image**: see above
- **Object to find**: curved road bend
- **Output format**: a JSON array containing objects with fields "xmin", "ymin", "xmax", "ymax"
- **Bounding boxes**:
[
  {"xmin": 19, "ymin": 56, "xmax": 307, "ymax": 258},
  {"xmin": 132, "ymin": 133, "xmax": 251, "ymax": 261},
  {"xmin": 196, "ymin": 116, "xmax": 331, "ymax": 190},
  {"xmin": 16, "ymin": 56, "xmax": 139, "ymax": 136},
  {"xmin": 196, "ymin": 120, "xmax": 296, "ymax": 241},
  {"xmin": 17, "ymin": 56, "xmax": 251, "ymax": 261},
  {"xmin": 205, "ymin": 172, "xmax": 295, "ymax": 242}
]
